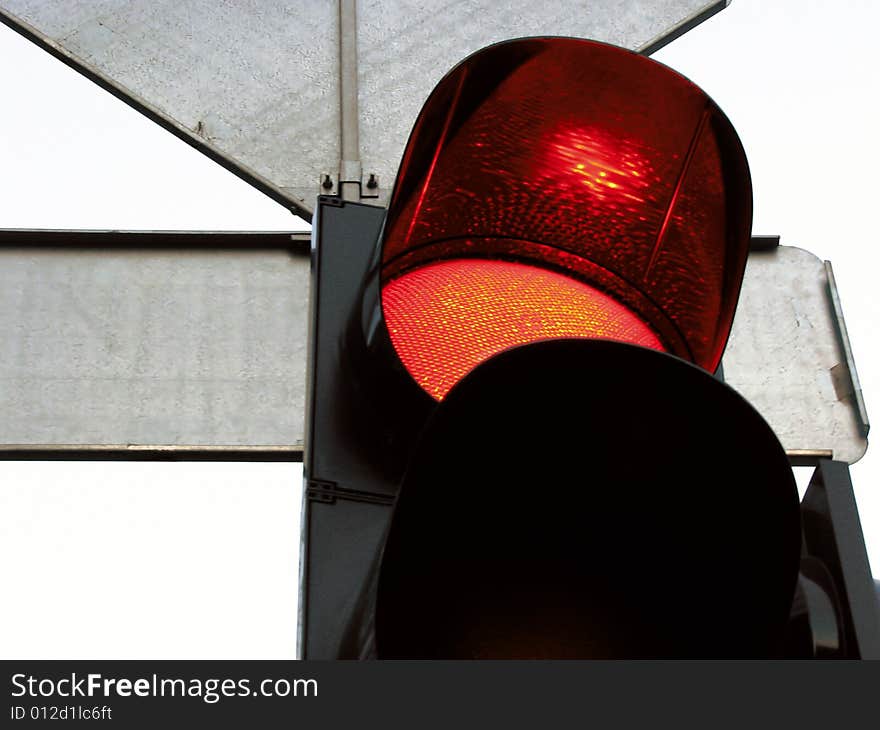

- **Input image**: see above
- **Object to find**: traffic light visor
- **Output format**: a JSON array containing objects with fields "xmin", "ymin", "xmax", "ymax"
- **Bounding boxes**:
[{"xmin": 380, "ymin": 37, "xmax": 752, "ymax": 398}]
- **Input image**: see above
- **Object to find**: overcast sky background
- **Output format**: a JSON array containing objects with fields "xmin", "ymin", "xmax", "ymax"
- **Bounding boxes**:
[{"xmin": 0, "ymin": 0, "xmax": 877, "ymax": 658}]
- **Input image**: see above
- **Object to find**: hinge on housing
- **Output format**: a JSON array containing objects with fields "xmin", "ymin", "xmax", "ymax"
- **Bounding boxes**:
[{"xmin": 306, "ymin": 479, "xmax": 395, "ymax": 506}]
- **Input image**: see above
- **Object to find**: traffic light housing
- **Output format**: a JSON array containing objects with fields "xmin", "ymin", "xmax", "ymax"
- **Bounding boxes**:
[
  {"xmin": 374, "ymin": 339, "xmax": 800, "ymax": 659},
  {"xmin": 300, "ymin": 37, "xmax": 879, "ymax": 659}
]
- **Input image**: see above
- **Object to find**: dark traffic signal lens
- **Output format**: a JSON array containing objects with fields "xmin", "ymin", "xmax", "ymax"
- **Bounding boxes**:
[{"xmin": 376, "ymin": 340, "xmax": 801, "ymax": 659}]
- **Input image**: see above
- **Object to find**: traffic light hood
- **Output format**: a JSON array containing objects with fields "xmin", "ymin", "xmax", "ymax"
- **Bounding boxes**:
[{"xmin": 379, "ymin": 37, "xmax": 752, "ymax": 400}]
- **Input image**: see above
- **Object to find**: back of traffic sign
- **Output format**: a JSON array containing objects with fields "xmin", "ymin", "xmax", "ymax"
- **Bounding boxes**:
[{"xmin": 0, "ymin": 0, "xmax": 727, "ymax": 215}]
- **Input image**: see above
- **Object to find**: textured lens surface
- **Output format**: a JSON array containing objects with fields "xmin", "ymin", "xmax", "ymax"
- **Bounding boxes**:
[
  {"xmin": 380, "ymin": 38, "xmax": 752, "ymax": 375},
  {"xmin": 382, "ymin": 258, "xmax": 663, "ymax": 400}
]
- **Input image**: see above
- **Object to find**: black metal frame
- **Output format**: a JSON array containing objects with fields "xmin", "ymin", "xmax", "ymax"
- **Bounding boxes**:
[
  {"xmin": 801, "ymin": 459, "xmax": 880, "ymax": 658},
  {"xmin": 300, "ymin": 200, "xmax": 879, "ymax": 659},
  {"xmin": 299, "ymin": 198, "xmax": 397, "ymax": 658}
]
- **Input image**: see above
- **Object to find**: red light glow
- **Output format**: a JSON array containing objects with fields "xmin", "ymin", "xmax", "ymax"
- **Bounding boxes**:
[
  {"xmin": 382, "ymin": 259, "xmax": 663, "ymax": 400},
  {"xmin": 546, "ymin": 127, "xmax": 655, "ymax": 206},
  {"xmin": 379, "ymin": 38, "xmax": 753, "ymax": 388}
]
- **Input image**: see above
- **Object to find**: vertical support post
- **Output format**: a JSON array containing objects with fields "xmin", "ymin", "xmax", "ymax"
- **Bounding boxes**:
[
  {"xmin": 298, "ymin": 199, "xmax": 393, "ymax": 658},
  {"xmin": 338, "ymin": 0, "xmax": 362, "ymax": 201},
  {"xmin": 802, "ymin": 459, "xmax": 880, "ymax": 658}
]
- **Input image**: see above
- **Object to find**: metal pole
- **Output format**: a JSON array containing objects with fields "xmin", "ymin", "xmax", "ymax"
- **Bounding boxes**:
[{"xmin": 338, "ymin": 0, "xmax": 361, "ymax": 201}]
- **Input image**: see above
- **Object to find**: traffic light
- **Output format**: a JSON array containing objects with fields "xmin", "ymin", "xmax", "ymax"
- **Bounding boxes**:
[{"xmin": 300, "ymin": 37, "xmax": 878, "ymax": 658}]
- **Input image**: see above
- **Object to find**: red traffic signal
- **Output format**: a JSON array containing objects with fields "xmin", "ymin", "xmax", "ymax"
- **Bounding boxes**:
[
  {"xmin": 380, "ymin": 37, "xmax": 752, "ymax": 399},
  {"xmin": 301, "ymin": 37, "xmax": 811, "ymax": 660}
]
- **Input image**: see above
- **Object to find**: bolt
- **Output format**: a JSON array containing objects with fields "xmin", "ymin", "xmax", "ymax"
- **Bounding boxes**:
[
  {"xmin": 322, "ymin": 174, "xmax": 334, "ymax": 190},
  {"xmin": 366, "ymin": 173, "xmax": 378, "ymax": 190}
]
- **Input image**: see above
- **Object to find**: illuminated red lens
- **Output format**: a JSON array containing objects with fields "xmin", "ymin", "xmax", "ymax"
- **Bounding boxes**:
[
  {"xmin": 380, "ymin": 37, "xmax": 752, "ymax": 396},
  {"xmin": 383, "ymin": 258, "xmax": 663, "ymax": 400}
]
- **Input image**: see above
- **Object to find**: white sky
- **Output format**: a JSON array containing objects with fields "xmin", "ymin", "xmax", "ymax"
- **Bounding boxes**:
[{"xmin": 0, "ymin": 0, "xmax": 877, "ymax": 658}]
